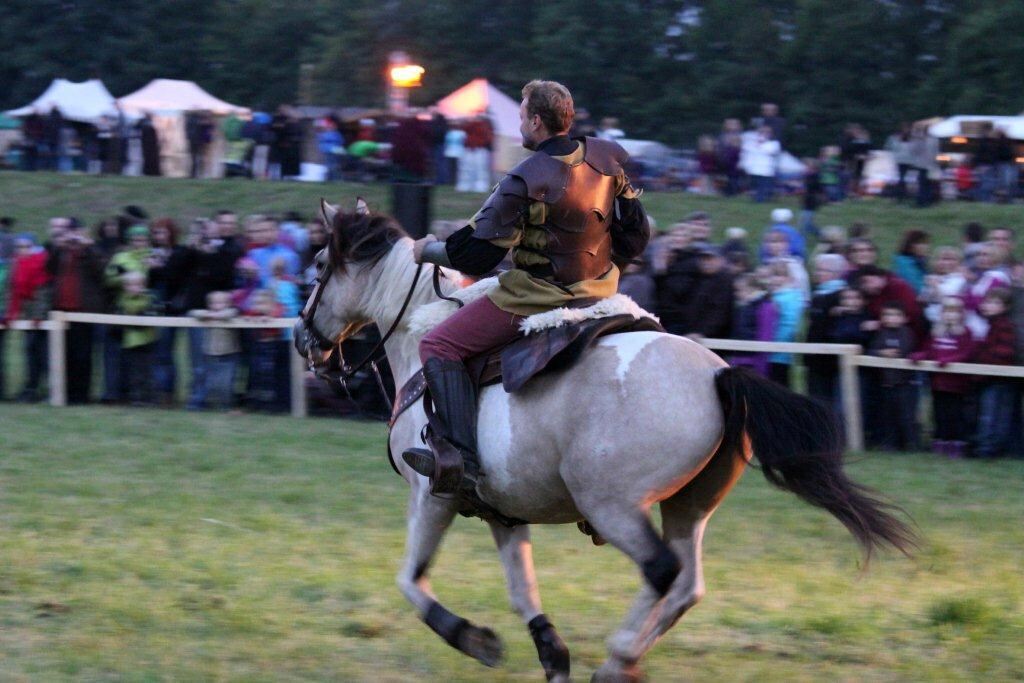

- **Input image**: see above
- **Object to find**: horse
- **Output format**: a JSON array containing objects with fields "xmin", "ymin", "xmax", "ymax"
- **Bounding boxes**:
[{"xmin": 294, "ymin": 199, "xmax": 915, "ymax": 682}]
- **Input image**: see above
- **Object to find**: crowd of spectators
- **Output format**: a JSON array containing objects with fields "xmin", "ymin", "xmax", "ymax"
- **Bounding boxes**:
[
  {"xmin": 2, "ymin": 192, "xmax": 1024, "ymax": 457},
  {"xmin": 626, "ymin": 209, "xmax": 1024, "ymax": 459},
  {"xmin": 693, "ymin": 105, "xmax": 1019, "ymax": 208},
  {"xmin": 0, "ymin": 207, "xmax": 327, "ymax": 412}
]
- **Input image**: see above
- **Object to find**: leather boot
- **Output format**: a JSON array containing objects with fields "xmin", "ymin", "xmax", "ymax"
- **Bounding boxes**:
[{"xmin": 403, "ymin": 358, "xmax": 479, "ymax": 496}]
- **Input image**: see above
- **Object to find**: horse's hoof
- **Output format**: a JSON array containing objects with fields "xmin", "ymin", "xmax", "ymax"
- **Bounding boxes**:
[
  {"xmin": 549, "ymin": 673, "xmax": 571, "ymax": 683},
  {"xmin": 591, "ymin": 661, "xmax": 644, "ymax": 683},
  {"xmin": 459, "ymin": 624, "xmax": 504, "ymax": 667}
]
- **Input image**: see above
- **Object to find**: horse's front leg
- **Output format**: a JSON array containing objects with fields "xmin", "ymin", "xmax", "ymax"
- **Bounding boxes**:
[
  {"xmin": 396, "ymin": 485, "xmax": 504, "ymax": 668},
  {"xmin": 490, "ymin": 523, "xmax": 571, "ymax": 682}
]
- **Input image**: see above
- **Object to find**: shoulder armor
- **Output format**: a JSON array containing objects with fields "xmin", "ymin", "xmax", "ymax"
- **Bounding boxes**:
[
  {"xmin": 508, "ymin": 151, "xmax": 570, "ymax": 204},
  {"xmin": 472, "ymin": 174, "xmax": 530, "ymax": 240},
  {"xmin": 582, "ymin": 137, "xmax": 629, "ymax": 177}
]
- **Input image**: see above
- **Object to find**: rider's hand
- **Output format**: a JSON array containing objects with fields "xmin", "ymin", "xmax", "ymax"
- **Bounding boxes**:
[{"xmin": 412, "ymin": 235, "xmax": 437, "ymax": 264}]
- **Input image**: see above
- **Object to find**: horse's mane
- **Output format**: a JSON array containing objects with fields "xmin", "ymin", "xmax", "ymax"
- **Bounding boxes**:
[{"xmin": 328, "ymin": 211, "xmax": 408, "ymax": 270}]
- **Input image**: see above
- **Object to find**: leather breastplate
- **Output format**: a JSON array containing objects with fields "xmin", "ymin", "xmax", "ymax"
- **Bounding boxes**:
[{"xmin": 538, "ymin": 161, "xmax": 617, "ymax": 284}]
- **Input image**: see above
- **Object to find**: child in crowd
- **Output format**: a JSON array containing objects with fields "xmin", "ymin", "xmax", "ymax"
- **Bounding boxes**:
[
  {"xmin": 973, "ymin": 288, "xmax": 1017, "ymax": 458},
  {"xmin": 244, "ymin": 288, "xmax": 287, "ymax": 412},
  {"xmin": 729, "ymin": 272, "xmax": 777, "ymax": 377},
  {"xmin": 762, "ymin": 229, "xmax": 810, "ymax": 302},
  {"xmin": 232, "ymin": 257, "xmax": 261, "ymax": 311},
  {"xmin": 268, "ymin": 256, "xmax": 301, "ymax": 319},
  {"xmin": 921, "ymin": 247, "xmax": 967, "ymax": 324},
  {"xmin": 910, "ymin": 297, "xmax": 975, "ymax": 457},
  {"xmin": 189, "ymin": 291, "xmax": 240, "ymax": 410},
  {"xmin": 766, "ymin": 262, "xmax": 805, "ymax": 387},
  {"xmin": 868, "ymin": 302, "xmax": 918, "ymax": 451},
  {"xmin": 829, "ymin": 288, "xmax": 873, "ymax": 346},
  {"xmin": 117, "ymin": 271, "xmax": 157, "ymax": 405}
]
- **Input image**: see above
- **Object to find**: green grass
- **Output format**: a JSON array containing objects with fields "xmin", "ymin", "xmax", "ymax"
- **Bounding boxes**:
[
  {"xmin": 2, "ymin": 405, "xmax": 1023, "ymax": 681},
  {"xmin": 2, "ymin": 171, "xmax": 1022, "ymax": 264}
]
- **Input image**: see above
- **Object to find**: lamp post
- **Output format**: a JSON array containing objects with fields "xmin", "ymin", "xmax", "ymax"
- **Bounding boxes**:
[{"xmin": 387, "ymin": 51, "xmax": 424, "ymax": 115}]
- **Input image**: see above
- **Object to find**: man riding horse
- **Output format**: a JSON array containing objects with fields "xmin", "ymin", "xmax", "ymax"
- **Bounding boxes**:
[{"xmin": 403, "ymin": 79, "xmax": 651, "ymax": 496}]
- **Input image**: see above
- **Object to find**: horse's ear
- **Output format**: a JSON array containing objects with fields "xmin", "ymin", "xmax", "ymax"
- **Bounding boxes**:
[
  {"xmin": 320, "ymin": 198, "xmax": 339, "ymax": 230},
  {"xmin": 354, "ymin": 197, "xmax": 370, "ymax": 216}
]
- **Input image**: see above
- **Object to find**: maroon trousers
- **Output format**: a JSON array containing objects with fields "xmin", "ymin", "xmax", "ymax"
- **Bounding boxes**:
[{"xmin": 419, "ymin": 296, "xmax": 524, "ymax": 363}]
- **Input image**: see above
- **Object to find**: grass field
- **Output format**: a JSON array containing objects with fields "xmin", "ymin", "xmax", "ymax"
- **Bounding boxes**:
[
  {"xmin": 2, "ymin": 171, "xmax": 1023, "ymax": 263},
  {"xmin": 2, "ymin": 405, "xmax": 1023, "ymax": 681}
]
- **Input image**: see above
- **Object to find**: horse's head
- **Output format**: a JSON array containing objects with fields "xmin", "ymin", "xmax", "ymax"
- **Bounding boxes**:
[{"xmin": 293, "ymin": 197, "xmax": 408, "ymax": 368}]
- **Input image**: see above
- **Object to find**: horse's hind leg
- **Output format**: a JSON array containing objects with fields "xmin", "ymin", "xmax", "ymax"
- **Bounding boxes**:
[
  {"xmin": 570, "ymin": 501, "xmax": 681, "ymax": 682},
  {"xmin": 597, "ymin": 446, "xmax": 748, "ymax": 680},
  {"xmin": 491, "ymin": 523, "xmax": 571, "ymax": 682},
  {"xmin": 396, "ymin": 489, "xmax": 504, "ymax": 668}
]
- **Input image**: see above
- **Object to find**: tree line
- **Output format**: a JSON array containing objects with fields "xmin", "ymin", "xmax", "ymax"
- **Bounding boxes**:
[{"xmin": 3, "ymin": 0, "xmax": 1023, "ymax": 153}]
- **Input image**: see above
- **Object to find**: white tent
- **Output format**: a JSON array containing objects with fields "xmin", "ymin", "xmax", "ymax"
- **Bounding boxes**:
[
  {"xmin": 436, "ymin": 78, "xmax": 520, "ymax": 137},
  {"xmin": 117, "ymin": 79, "xmax": 249, "ymax": 116},
  {"xmin": 436, "ymin": 78, "xmax": 526, "ymax": 172},
  {"xmin": 116, "ymin": 79, "xmax": 250, "ymax": 178},
  {"xmin": 929, "ymin": 115, "xmax": 1024, "ymax": 140},
  {"xmin": 6, "ymin": 78, "xmax": 118, "ymax": 123}
]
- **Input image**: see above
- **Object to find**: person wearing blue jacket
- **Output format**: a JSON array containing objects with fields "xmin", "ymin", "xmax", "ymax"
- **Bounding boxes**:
[
  {"xmin": 766, "ymin": 260, "xmax": 806, "ymax": 387},
  {"xmin": 892, "ymin": 229, "xmax": 930, "ymax": 294}
]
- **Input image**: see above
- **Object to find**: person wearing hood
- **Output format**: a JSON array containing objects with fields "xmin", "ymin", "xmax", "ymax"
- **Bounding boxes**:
[{"xmin": 759, "ymin": 207, "xmax": 806, "ymax": 261}]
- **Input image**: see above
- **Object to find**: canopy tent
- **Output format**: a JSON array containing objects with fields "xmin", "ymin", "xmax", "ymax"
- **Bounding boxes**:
[
  {"xmin": 117, "ymin": 79, "xmax": 250, "ymax": 116},
  {"xmin": 436, "ymin": 78, "xmax": 520, "ymax": 137},
  {"xmin": 116, "ymin": 79, "xmax": 250, "ymax": 178},
  {"xmin": 435, "ymin": 78, "xmax": 526, "ymax": 172},
  {"xmin": 6, "ymin": 78, "xmax": 118, "ymax": 123},
  {"xmin": 929, "ymin": 115, "xmax": 1024, "ymax": 140}
]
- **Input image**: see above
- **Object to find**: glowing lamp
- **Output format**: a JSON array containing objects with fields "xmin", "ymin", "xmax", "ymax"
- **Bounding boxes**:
[
  {"xmin": 390, "ymin": 65, "xmax": 425, "ymax": 88},
  {"xmin": 1016, "ymin": 157, "xmax": 1024, "ymax": 164},
  {"xmin": 936, "ymin": 154, "xmax": 951, "ymax": 163},
  {"xmin": 951, "ymin": 136, "xmax": 968, "ymax": 144}
]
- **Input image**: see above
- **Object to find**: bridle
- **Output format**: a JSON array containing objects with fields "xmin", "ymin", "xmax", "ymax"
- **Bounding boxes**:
[{"xmin": 299, "ymin": 251, "xmax": 425, "ymax": 406}]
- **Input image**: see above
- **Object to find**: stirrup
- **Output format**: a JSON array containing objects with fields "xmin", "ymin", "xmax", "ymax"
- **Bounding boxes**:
[
  {"xmin": 402, "ymin": 448, "xmax": 435, "ymax": 477},
  {"xmin": 401, "ymin": 444, "xmax": 465, "ymax": 498}
]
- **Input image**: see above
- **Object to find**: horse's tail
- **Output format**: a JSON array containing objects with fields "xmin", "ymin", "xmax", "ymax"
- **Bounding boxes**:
[{"xmin": 714, "ymin": 366, "xmax": 916, "ymax": 563}]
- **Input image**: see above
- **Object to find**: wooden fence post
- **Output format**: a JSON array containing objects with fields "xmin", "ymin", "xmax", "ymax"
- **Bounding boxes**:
[
  {"xmin": 839, "ymin": 348, "xmax": 863, "ymax": 452},
  {"xmin": 290, "ymin": 344, "xmax": 308, "ymax": 418},
  {"xmin": 47, "ymin": 313, "xmax": 67, "ymax": 407}
]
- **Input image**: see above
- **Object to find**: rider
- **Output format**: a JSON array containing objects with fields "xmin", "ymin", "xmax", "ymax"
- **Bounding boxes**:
[{"xmin": 404, "ymin": 80, "xmax": 650, "ymax": 496}]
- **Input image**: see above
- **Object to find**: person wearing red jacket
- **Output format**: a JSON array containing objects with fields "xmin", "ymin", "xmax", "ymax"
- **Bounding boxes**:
[
  {"xmin": 851, "ymin": 265, "xmax": 927, "ymax": 347},
  {"xmin": 910, "ymin": 297, "xmax": 975, "ymax": 457},
  {"xmin": 5, "ymin": 235, "xmax": 52, "ymax": 401},
  {"xmin": 973, "ymin": 287, "xmax": 1017, "ymax": 458}
]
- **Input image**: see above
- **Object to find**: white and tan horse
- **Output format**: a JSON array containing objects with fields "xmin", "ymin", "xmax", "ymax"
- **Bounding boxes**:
[{"xmin": 295, "ymin": 202, "xmax": 914, "ymax": 682}]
